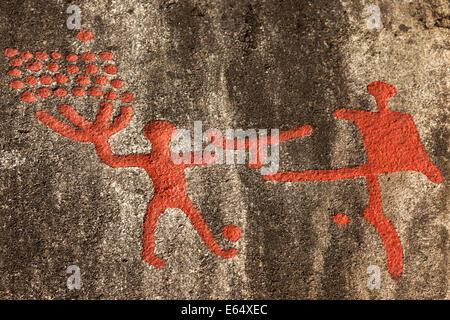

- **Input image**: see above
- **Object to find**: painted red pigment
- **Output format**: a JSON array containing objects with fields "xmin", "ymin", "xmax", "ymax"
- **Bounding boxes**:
[
  {"xmin": 66, "ymin": 53, "xmax": 78, "ymax": 62},
  {"xmin": 263, "ymin": 81, "xmax": 442, "ymax": 279},
  {"xmin": 120, "ymin": 92, "xmax": 134, "ymax": 103},
  {"xmin": 77, "ymin": 30, "xmax": 94, "ymax": 41},
  {"xmin": 4, "ymin": 48, "xmax": 18, "ymax": 57},
  {"xmin": 94, "ymin": 76, "xmax": 108, "ymax": 86},
  {"xmin": 104, "ymin": 90, "xmax": 117, "ymax": 100},
  {"xmin": 72, "ymin": 87, "xmax": 85, "ymax": 97},
  {"xmin": 332, "ymin": 214, "xmax": 349, "ymax": 226},
  {"xmin": 20, "ymin": 91, "xmax": 35, "ymax": 103},
  {"xmin": 10, "ymin": 58, "xmax": 23, "ymax": 66},
  {"xmin": 26, "ymin": 76, "xmax": 38, "ymax": 86},
  {"xmin": 51, "ymin": 52, "xmax": 62, "ymax": 60},
  {"xmin": 8, "ymin": 68, "xmax": 21, "ymax": 77},
  {"xmin": 55, "ymin": 73, "xmax": 68, "ymax": 84},
  {"xmin": 40, "ymin": 75, "xmax": 53, "ymax": 85},
  {"xmin": 99, "ymin": 51, "xmax": 113, "ymax": 60},
  {"xmin": 67, "ymin": 65, "xmax": 79, "ymax": 74},
  {"xmin": 104, "ymin": 64, "xmax": 117, "ymax": 75},
  {"xmin": 35, "ymin": 51, "xmax": 49, "ymax": 60},
  {"xmin": 88, "ymin": 87, "xmax": 102, "ymax": 97},
  {"xmin": 27, "ymin": 61, "xmax": 42, "ymax": 71},
  {"xmin": 76, "ymin": 75, "xmax": 90, "ymax": 86},
  {"xmin": 47, "ymin": 62, "xmax": 59, "ymax": 72},
  {"xmin": 85, "ymin": 64, "xmax": 98, "ymax": 74},
  {"xmin": 222, "ymin": 225, "xmax": 242, "ymax": 242},
  {"xmin": 37, "ymin": 87, "xmax": 52, "ymax": 98},
  {"xmin": 81, "ymin": 52, "xmax": 96, "ymax": 62},
  {"xmin": 10, "ymin": 80, "xmax": 24, "ymax": 90},
  {"xmin": 21, "ymin": 51, "xmax": 33, "ymax": 60},
  {"xmin": 110, "ymin": 79, "xmax": 123, "ymax": 89},
  {"xmin": 54, "ymin": 88, "xmax": 67, "ymax": 98}
]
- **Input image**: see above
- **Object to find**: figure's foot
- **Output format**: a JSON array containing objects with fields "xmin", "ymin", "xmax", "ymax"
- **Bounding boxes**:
[
  {"xmin": 143, "ymin": 254, "xmax": 165, "ymax": 268},
  {"xmin": 222, "ymin": 225, "xmax": 241, "ymax": 242}
]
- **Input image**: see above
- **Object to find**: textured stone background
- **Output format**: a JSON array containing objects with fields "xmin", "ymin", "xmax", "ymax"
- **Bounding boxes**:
[{"xmin": 0, "ymin": 0, "xmax": 448, "ymax": 299}]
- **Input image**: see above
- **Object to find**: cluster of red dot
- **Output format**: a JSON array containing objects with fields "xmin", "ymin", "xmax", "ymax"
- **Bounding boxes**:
[{"xmin": 5, "ymin": 47, "xmax": 134, "ymax": 104}]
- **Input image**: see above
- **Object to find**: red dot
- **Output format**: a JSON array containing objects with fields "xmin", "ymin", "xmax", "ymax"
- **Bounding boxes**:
[
  {"xmin": 27, "ymin": 61, "xmax": 43, "ymax": 71},
  {"xmin": 94, "ymin": 76, "xmax": 108, "ymax": 86},
  {"xmin": 99, "ymin": 51, "xmax": 113, "ymax": 60},
  {"xmin": 120, "ymin": 92, "xmax": 134, "ymax": 103},
  {"xmin": 4, "ymin": 48, "xmax": 18, "ymax": 57},
  {"xmin": 21, "ymin": 51, "xmax": 33, "ymax": 60},
  {"xmin": 40, "ymin": 75, "xmax": 53, "ymax": 85},
  {"xmin": 37, "ymin": 87, "xmax": 52, "ymax": 98},
  {"xmin": 20, "ymin": 91, "xmax": 36, "ymax": 103},
  {"xmin": 110, "ymin": 79, "xmax": 123, "ymax": 89},
  {"xmin": 35, "ymin": 51, "xmax": 49, "ymax": 60},
  {"xmin": 51, "ymin": 52, "xmax": 62, "ymax": 60},
  {"xmin": 10, "ymin": 58, "xmax": 23, "ymax": 66},
  {"xmin": 47, "ymin": 62, "xmax": 59, "ymax": 72},
  {"xmin": 104, "ymin": 90, "xmax": 117, "ymax": 100},
  {"xmin": 8, "ymin": 68, "xmax": 21, "ymax": 77},
  {"xmin": 55, "ymin": 73, "xmax": 69, "ymax": 84},
  {"xmin": 88, "ymin": 87, "xmax": 102, "ymax": 97},
  {"xmin": 66, "ymin": 53, "xmax": 78, "ymax": 62},
  {"xmin": 77, "ymin": 30, "xmax": 94, "ymax": 42},
  {"xmin": 85, "ymin": 64, "xmax": 98, "ymax": 74},
  {"xmin": 26, "ymin": 76, "xmax": 38, "ymax": 86},
  {"xmin": 104, "ymin": 64, "xmax": 117, "ymax": 75},
  {"xmin": 54, "ymin": 88, "xmax": 67, "ymax": 98},
  {"xmin": 67, "ymin": 65, "xmax": 79, "ymax": 74},
  {"xmin": 76, "ymin": 75, "xmax": 91, "ymax": 86},
  {"xmin": 81, "ymin": 52, "xmax": 96, "ymax": 62},
  {"xmin": 72, "ymin": 87, "xmax": 86, "ymax": 97},
  {"xmin": 10, "ymin": 80, "xmax": 24, "ymax": 90},
  {"xmin": 332, "ymin": 214, "xmax": 349, "ymax": 226},
  {"xmin": 222, "ymin": 225, "xmax": 241, "ymax": 242}
]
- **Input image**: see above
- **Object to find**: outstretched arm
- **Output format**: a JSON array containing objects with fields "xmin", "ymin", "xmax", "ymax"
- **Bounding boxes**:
[{"xmin": 36, "ymin": 103, "xmax": 148, "ymax": 169}]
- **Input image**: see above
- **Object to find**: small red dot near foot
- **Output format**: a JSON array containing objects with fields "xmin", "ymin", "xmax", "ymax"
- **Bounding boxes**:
[
  {"xmin": 222, "ymin": 225, "xmax": 241, "ymax": 242},
  {"xmin": 20, "ymin": 91, "xmax": 36, "ymax": 103},
  {"xmin": 77, "ymin": 30, "xmax": 94, "ymax": 42},
  {"xmin": 332, "ymin": 213, "xmax": 349, "ymax": 226}
]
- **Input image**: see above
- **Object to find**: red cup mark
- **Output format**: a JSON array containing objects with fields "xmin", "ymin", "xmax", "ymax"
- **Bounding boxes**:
[
  {"xmin": 76, "ymin": 75, "xmax": 91, "ymax": 86},
  {"xmin": 10, "ymin": 58, "xmax": 23, "ymax": 66},
  {"xmin": 72, "ymin": 87, "xmax": 86, "ymax": 97},
  {"xmin": 77, "ymin": 30, "xmax": 94, "ymax": 42},
  {"xmin": 222, "ymin": 225, "xmax": 242, "ymax": 242},
  {"xmin": 120, "ymin": 92, "xmax": 134, "ymax": 103},
  {"xmin": 10, "ymin": 80, "xmax": 24, "ymax": 90},
  {"xmin": 21, "ymin": 51, "xmax": 33, "ymax": 60},
  {"xmin": 99, "ymin": 51, "xmax": 113, "ymax": 60},
  {"xmin": 40, "ymin": 75, "xmax": 53, "ymax": 85},
  {"xmin": 81, "ymin": 52, "xmax": 96, "ymax": 62},
  {"xmin": 20, "ymin": 91, "xmax": 36, "ymax": 103},
  {"xmin": 26, "ymin": 76, "xmax": 38, "ymax": 86},
  {"xmin": 27, "ymin": 61, "xmax": 43, "ymax": 71},
  {"xmin": 104, "ymin": 90, "xmax": 117, "ymax": 100},
  {"xmin": 332, "ymin": 213, "xmax": 349, "ymax": 226},
  {"xmin": 37, "ymin": 87, "xmax": 52, "ymax": 98},
  {"xmin": 66, "ymin": 53, "xmax": 78, "ymax": 62},
  {"xmin": 104, "ymin": 64, "xmax": 117, "ymax": 75},
  {"xmin": 67, "ymin": 65, "xmax": 80, "ymax": 74},
  {"xmin": 110, "ymin": 79, "xmax": 123, "ymax": 89},
  {"xmin": 35, "ymin": 51, "xmax": 49, "ymax": 60},
  {"xmin": 4, "ymin": 48, "xmax": 18, "ymax": 57},
  {"xmin": 8, "ymin": 68, "xmax": 21, "ymax": 77},
  {"xmin": 54, "ymin": 88, "xmax": 67, "ymax": 98},
  {"xmin": 94, "ymin": 76, "xmax": 108, "ymax": 86},
  {"xmin": 85, "ymin": 64, "xmax": 98, "ymax": 74},
  {"xmin": 88, "ymin": 87, "xmax": 102, "ymax": 97},
  {"xmin": 51, "ymin": 52, "xmax": 62, "ymax": 60},
  {"xmin": 47, "ymin": 62, "xmax": 59, "ymax": 72},
  {"xmin": 55, "ymin": 73, "xmax": 69, "ymax": 84}
]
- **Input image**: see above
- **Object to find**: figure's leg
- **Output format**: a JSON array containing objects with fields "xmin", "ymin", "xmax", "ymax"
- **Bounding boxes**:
[
  {"xmin": 263, "ymin": 165, "xmax": 370, "ymax": 182},
  {"xmin": 142, "ymin": 199, "xmax": 167, "ymax": 268},
  {"xmin": 364, "ymin": 174, "xmax": 403, "ymax": 279},
  {"xmin": 180, "ymin": 200, "xmax": 238, "ymax": 259}
]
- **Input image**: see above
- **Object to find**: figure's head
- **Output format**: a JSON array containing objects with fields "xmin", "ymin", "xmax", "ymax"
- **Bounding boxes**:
[{"xmin": 144, "ymin": 120, "xmax": 176, "ymax": 145}]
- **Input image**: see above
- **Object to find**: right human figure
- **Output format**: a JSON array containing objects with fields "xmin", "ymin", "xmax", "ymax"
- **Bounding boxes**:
[{"xmin": 263, "ymin": 81, "xmax": 442, "ymax": 279}]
